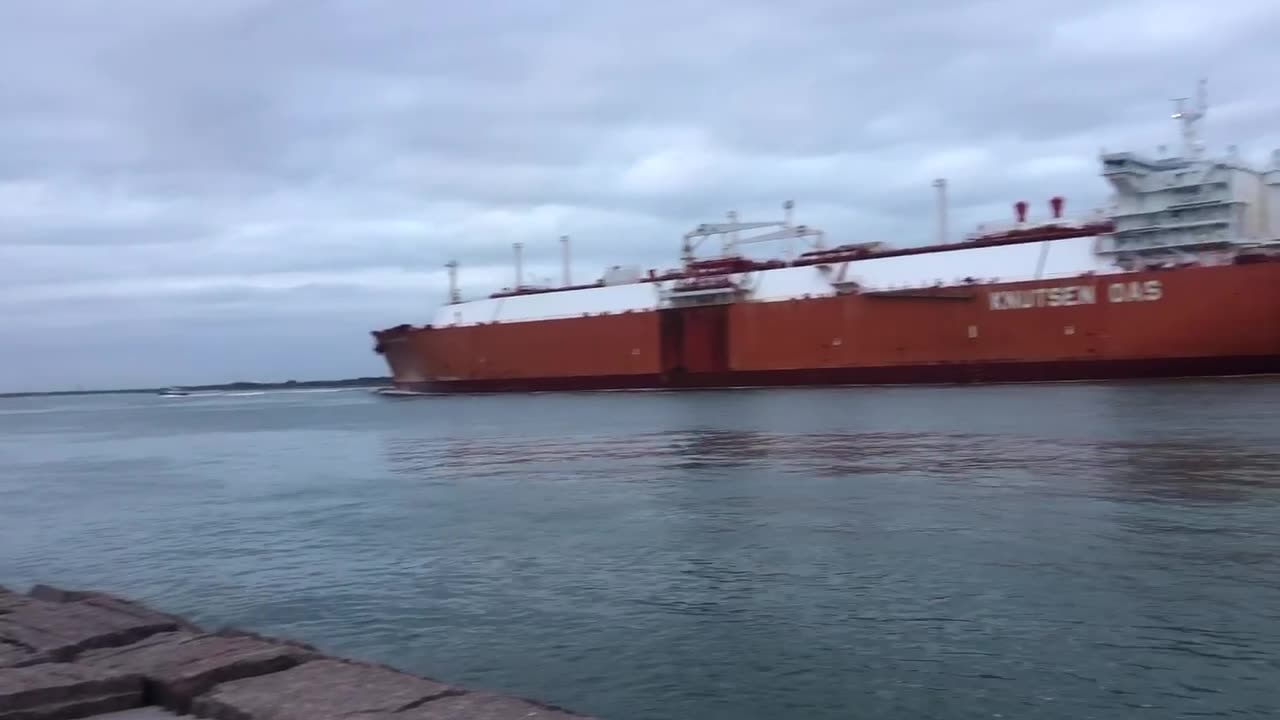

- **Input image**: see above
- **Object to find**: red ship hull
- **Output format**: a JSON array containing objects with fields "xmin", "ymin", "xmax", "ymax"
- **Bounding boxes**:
[{"xmin": 373, "ymin": 260, "xmax": 1280, "ymax": 393}]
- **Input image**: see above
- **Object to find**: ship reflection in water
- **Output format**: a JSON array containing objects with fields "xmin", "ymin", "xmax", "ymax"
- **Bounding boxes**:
[
  {"xmin": 370, "ymin": 384, "xmax": 1280, "ymax": 719},
  {"xmin": 383, "ymin": 426, "xmax": 1280, "ymax": 504}
]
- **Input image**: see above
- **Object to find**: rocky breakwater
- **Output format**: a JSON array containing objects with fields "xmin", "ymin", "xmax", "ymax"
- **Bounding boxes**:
[{"xmin": 1, "ymin": 583, "xmax": 595, "ymax": 720}]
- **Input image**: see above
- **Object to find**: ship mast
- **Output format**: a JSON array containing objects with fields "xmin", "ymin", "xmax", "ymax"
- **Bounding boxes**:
[{"xmin": 1171, "ymin": 77, "xmax": 1208, "ymax": 159}]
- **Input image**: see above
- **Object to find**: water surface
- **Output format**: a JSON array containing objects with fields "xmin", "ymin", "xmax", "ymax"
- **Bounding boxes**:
[{"xmin": 2, "ymin": 380, "xmax": 1278, "ymax": 719}]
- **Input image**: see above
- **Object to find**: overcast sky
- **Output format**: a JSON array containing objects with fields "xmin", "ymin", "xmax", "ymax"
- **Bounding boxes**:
[{"xmin": 1, "ymin": 0, "xmax": 1277, "ymax": 392}]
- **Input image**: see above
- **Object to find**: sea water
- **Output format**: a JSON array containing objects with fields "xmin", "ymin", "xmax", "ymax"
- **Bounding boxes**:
[{"xmin": 2, "ymin": 381, "xmax": 1278, "ymax": 719}]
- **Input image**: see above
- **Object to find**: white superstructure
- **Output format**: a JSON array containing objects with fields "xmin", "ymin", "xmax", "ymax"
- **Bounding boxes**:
[{"xmin": 1097, "ymin": 79, "xmax": 1280, "ymax": 263}]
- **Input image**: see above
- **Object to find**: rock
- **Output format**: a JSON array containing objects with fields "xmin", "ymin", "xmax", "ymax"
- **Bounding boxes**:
[
  {"xmin": 0, "ymin": 662, "xmax": 143, "ymax": 720},
  {"xmin": 0, "ymin": 647, "xmax": 36, "ymax": 672},
  {"xmin": 190, "ymin": 658, "xmax": 459, "ymax": 720},
  {"xmin": 0, "ymin": 588, "xmax": 37, "ymax": 666},
  {"xmin": 378, "ymin": 692, "xmax": 596, "ymax": 719},
  {"xmin": 0, "ymin": 589, "xmax": 26, "ymax": 614},
  {"xmin": 3, "ymin": 584, "xmax": 595, "ymax": 719},
  {"xmin": 210, "ymin": 627, "xmax": 319, "ymax": 655},
  {"xmin": 0, "ymin": 595, "xmax": 181, "ymax": 666},
  {"xmin": 25, "ymin": 587, "xmax": 201, "ymax": 634},
  {"xmin": 0, "ymin": 693, "xmax": 142, "ymax": 720},
  {"xmin": 84, "ymin": 710, "xmax": 180, "ymax": 719},
  {"xmin": 76, "ymin": 631, "xmax": 316, "ymax": 714}
]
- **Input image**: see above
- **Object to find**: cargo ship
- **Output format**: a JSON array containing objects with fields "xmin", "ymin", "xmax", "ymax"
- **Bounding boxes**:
[{"xmin": 371, "ymin": 82, "xmax": 1280, "ymax": 393}]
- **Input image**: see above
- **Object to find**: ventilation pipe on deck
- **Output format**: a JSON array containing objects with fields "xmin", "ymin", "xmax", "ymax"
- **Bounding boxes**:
[
  {"xmin": 726, "ymin": 210, "xmax": 738, "ymax": 255},
  {"xmin": 1014, "ymin": 200, "xmax": 1029, "ymax": 224},
  {"xmin": 932, "ymin": 179, "xmax": 947, "ymax": 244},
  {"xmin": 513, "ymin": 242, "xmax": 524, "ymax": 289},
  {"xmin": 1050, "ymin": 196, "xmax": 1064, "ymax": 219},
  {"xmin": 560, "ymin": 235, "xmax": 571, "ymax": 286},
  {"xmin": 446, "ymin": 260, "xmax": 460, "ymax": 304}
]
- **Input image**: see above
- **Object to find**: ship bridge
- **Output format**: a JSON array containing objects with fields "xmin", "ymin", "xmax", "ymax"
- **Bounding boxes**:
[{"xmin": 1097, "ymin": 79, "xmax": 1280, "ymax": 263}]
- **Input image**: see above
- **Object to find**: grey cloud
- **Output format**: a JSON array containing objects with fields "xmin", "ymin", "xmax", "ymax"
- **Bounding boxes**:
[{"xmin": 1, "ymin": 0, "xmax": 1277, "ymax": 391}]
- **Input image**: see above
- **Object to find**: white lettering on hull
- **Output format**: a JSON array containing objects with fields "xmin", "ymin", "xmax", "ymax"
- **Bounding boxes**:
[
  {"xmin": 1107, "ymin": 280, "xmax": 1163, "ymax": 303},
  {"xmin": 988, "ymin": 285, "xmax": 1098, "ymax": 311},
  {"xmin": 988, "ymin": 280, "xmax": 1163, "ymax": 311}
]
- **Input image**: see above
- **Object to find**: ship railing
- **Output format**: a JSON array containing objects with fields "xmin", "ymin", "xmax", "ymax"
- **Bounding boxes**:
[
  {"xmin": 967, "ymin": 217, "xmax": 1111, "ymax": 239},
  {"xmin": 844, "ymin": 268, "xmax": 1117, "ymax": 295},
  {"xmin": 443, "ymin": 307, "xmax": 659, "ymax": 327},
  {"xmin": 671, "ymin": 277, "xmax": 738, "ymax": 291},
  {"xmin": 966, "ymin": 212, "xmax": 1109, "ymax": 239}
]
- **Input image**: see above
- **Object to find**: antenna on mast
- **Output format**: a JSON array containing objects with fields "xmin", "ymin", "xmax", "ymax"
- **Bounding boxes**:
[{"xmin": 1171, "ymin": 77, "xmax": 1208, "ymax": 159}]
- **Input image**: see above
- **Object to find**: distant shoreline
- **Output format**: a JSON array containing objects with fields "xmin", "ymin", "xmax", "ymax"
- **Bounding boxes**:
[{"xmin": 0, "ymin": 376, "xmax": 392, "ymax": 399}]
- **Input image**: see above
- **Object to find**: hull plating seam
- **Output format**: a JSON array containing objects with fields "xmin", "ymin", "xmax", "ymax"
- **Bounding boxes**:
[{"xmin": 392, "ymin": 354, "xmax": 1280, "ymax": 393}]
